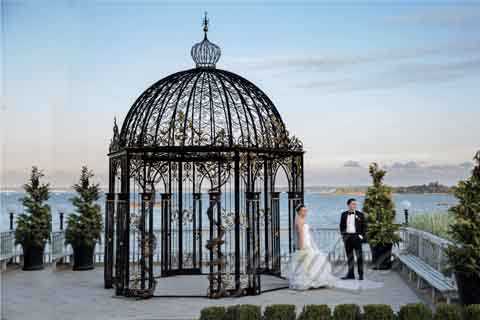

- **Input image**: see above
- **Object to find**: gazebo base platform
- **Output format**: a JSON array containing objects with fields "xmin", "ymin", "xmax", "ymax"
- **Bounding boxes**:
[{"xmin": 152, "ymin": 274, "xmax": 288, "ymax": 298}]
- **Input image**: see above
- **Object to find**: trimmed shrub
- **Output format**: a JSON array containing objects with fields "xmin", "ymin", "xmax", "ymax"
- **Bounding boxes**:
[
  {"xmin": 433, "ymin": 304, "xmax": 462, "ymax": 320},
  {"xmin": 224, "ymin": 305, "xmax": 239, "ymax": 320},
  {"xmin": 264, "ymin": 304, "xmax": 296, "ymax": 320},
  {"xmin": 333, "ymin": 304, "xmax": 361, "ymax": 320},
  {"xmin": 199, "ymin": 306, "xmax": 226, "ymax": 320},
  {"xmin": 363, "ymin": 305, "xmax": 395, "ymax": 320},
  {"xmin": 398, "ymin": 303, "xmax": 433, "ymax": 320},
  {"xmin": 465, "ymin": 304, "xmax": 480, "ymax": 320},
  {"xmin": 299, "ymin": 305, "xmax": 331, "ymax": 320},
  {"xmin": 238, "ymin": 305, "xmax": 261, "ymax": 320}
]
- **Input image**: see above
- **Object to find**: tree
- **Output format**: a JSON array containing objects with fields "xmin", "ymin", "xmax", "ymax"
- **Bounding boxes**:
[
  {"xmin": 65, "ymin": 166, "xmax": 102, "ymax": 248},
  {"xmin": 363, "ymin": 163, "xmax": 401, "ymax": 247},
  {"xmin": 15, "ymin": 167, "xmax": 52, "ymax": 248},
  {"xmin": 446, "ymin": 151, "xmax": 480, "ymax": 275}
]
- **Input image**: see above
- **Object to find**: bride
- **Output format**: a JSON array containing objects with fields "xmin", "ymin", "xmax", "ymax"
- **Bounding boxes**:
[
  {"xmin": 287, "ymin": 204, "xmax": 337, "ymax": 290},
  {"xmin": 287, "ymin": 204, "xmax": 384, "ymax": 291}
]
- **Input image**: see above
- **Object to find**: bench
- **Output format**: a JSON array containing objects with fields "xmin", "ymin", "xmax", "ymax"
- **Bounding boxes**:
[{"xmin": 394, "ymin": 252, "xmax": 457, "ymax": 303}]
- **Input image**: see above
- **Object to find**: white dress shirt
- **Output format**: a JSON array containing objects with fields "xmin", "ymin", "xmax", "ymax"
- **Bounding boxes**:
[{"xmin": 346, "ymin": 212, "xmax": 356, "ymax": 234}]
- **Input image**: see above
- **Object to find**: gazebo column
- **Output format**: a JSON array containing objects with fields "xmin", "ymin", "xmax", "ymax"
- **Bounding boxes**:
[
  {"xmin": 246, "ymin": 191, "xmax": 261, "ymax": 295},
  {"xmin": 288, "ymin": 191, "xmax": 303, "ymax": 253},
  {"xmin": 193, "ymin": 192, "xmax": 202, "ymax": 270},
  {"xmin": 263, "ymin": 160, "xmax": 270, "ymax": 271},
  {"xmin": 160, "ymin": 193, "xmax": 172, "ymax": 276},
  {"xmin": 115, "ymin": 192, "xmax": 129, "ymax": 295},
  {"xmin": 104, "ymin": 192, "xmax": 115, "ymax": 288},
  {"xmin": 139, "ymin": 191, "xmax": 154, "ymax": 291},
  {"xmin": 270, "ymin": 192, "xmax": 281, "ymax": 274},
  {"xmin": 207, "ymin": 190, "xmax": 223, "ymax": 298}
]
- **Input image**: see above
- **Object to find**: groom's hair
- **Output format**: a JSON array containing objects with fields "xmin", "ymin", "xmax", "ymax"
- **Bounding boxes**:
[{"xmin": 347, "ymin": 198, "xmax": 357, "ymax": 205}]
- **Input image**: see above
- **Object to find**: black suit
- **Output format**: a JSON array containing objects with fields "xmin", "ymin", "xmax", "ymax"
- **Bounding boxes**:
[{"xmin": 339, "ymin": 210, "xmax": 366, "ymax": 278}]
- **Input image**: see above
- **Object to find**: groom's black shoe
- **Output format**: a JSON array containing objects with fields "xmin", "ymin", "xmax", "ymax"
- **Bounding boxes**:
[
  {"xmin": 341, "ymin": 275, "xmax": 355, "ymax": 280},
  {"xmin": 358, "ymin": 275, "xmax": 364, "ymax": 280}
]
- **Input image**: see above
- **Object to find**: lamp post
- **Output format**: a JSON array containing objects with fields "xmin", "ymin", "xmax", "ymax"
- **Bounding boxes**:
[
  {"xmin": 58, "ymin": 205, "xmax": 67, "ymax": 231},
  {"xmin": 401, "ymin": 200, "xmax": 411, "ymax": 226}
]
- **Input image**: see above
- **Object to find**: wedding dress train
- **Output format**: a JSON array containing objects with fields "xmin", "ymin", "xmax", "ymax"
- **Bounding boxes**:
[{"xmin": 287, "ymin": 223, "xmax": 383, "ymax": 291}]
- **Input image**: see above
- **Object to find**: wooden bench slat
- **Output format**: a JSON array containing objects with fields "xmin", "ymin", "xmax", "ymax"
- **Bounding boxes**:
[{"xmin": 395, "ymin": 253, "xmax": 455, "ymax": 292}]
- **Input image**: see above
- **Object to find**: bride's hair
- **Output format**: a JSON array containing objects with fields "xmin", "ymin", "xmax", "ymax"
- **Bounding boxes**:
[{"xmin": 295, "ymin": 204, "xmax": 306, "ymax": 214}]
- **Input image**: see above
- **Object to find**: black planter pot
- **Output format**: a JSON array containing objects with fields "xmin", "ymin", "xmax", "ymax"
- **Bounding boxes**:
[
  {"xmin": 455, "ymin": 271, "xmax": 480, "ymax": 305},
  {"xmin": 370, "ymin": 243, "xmax": 393, "ymax": 270},
  {"xmin": 72, "ymin": 244, "xmax": 95, "ymax": 271},
  {"xmin": 22, "ymin": 245, "xmax": 45, "ymax": 271}
]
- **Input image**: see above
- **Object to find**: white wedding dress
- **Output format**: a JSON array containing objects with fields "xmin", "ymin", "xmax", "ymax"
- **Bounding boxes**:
[
  {"xmin": 287, "ymin": 223, "xmax": 337, "ymax": 290},
  {"xmin": 287, "ymin": 223, "xmax": 384, "ymax": 291}
]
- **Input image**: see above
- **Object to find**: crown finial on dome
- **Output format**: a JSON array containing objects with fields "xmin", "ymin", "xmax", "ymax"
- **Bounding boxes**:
[
  {"xmin": 203, "ymin": 12, "xmax": 209, "ymax": 37},
  {"xmin": 191, "ymin": 12, "xmax": 221, "ymax": 68}
]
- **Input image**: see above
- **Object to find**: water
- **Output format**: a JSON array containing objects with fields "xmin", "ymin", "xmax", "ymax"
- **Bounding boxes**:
[{"xmin": 0, "ymin": 191, "xmax": 457, "ymax": 232}]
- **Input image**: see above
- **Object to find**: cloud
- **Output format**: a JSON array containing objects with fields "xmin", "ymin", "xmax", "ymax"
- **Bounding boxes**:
[
  {"xmin": 239, "ymin": 38, "xmax": 480, "ymax": 93},
  {"xmin": 388, "ymin": 161, "xmax": 421, "ymax": 170},
  {"xmin": 386, "ymin": 7, "xmax": 480, "ymax": 27},
  {"xmin": 343, "ymin": 160, "xmax": 362, "ymax": 168}
]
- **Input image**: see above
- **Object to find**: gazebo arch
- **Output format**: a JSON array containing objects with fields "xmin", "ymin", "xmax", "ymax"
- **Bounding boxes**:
[{"xmin": 104, "ymin": 15, "xmax": 304, "ymax": 299}]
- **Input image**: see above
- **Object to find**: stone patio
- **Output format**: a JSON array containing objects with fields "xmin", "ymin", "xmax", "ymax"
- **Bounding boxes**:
[{"xmin": 2, "ymin": 265, "xmax": 423, "ymax": 320}]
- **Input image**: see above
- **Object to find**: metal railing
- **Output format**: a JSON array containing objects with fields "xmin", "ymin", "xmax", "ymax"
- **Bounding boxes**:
[
  {"xmin": 0, "ymin": 231, "xmax": 15, "ymax": 261},
  {"xmin": 397, "ymin": 227, "xmax": 454, "ymax": 277},
  {"xmin": 0, "ymin": 225, "xmax": 455, "ymax": 276}
]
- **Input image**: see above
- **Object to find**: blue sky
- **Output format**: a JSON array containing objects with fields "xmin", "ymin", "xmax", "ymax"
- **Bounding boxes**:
[{"xmin": 1, "ymin": 1, "xmax": 480, "ymax": 187}]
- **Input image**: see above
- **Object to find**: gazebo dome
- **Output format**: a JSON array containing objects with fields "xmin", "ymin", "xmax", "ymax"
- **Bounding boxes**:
[{"xmin": 118, "ymin": 15, "xmax": 300, "ymax": 151}]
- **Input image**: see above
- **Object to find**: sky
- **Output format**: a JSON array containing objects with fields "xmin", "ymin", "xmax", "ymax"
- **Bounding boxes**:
[{"xmin": 1, "ymin": 0, "xmax": 480, "ymax": 188}]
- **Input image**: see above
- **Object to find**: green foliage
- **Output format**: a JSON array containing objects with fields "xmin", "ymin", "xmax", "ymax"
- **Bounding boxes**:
[
  {"xmin": 398, "ymin": 303, "xmax": 433, "ymax": 320},
  {"xmin": 362, "ymin": 305, "xmax": 395, "ymax": 320},
  {"xmin": 464, "ymin": 304, "xmax": 480, "ymax": 320},
  {"xmin": 65, "ymin": 166, "xmax": 102, "ymax": 248},
  {"xmin": 333, "ymin": 304, "xmax": 361, "ymax": 320},
  {"xmin": 298, "ymin": 305, "xmax": 331, "ymax": 320},
  {"xmin": 433, "ymin": 304, "xmax": 462, "ymax": 320},
  {"xmin": 238, "ymin": 305, "xmax": 261, "ymax": 320},
  {"xmin": 199, "ymin": 306, "xmax": 226, "ymax": 320},
  {"xmin": 363, "ymin": 163, "xmax": 401, "ymax": 246},
  {"xmin": 263, "ymin": 304, "xmax": 296, "ymax": 320},
  {"xmin": 409, "ymin": 212, "xmax": 453, "ymax": 240},
  {"xmin": 446, "ymin": 151, "xmax": 480, "ymax": 276},
  {"xmin": 15, "ymin": 167, "xmax": 51, "ymax": 248},
  {"xmin": 224, "ymin": 305, "xmax": 239, "ymax": 320},
  {"xmin": 224, "ymin": 305, "xmax": 261, "ymax": 320}
]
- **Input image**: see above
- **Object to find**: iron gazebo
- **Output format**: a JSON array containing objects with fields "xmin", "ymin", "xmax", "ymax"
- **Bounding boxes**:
[{"xmin": 104, "ymin": 15, "xmax": 304, "ymax": 298}]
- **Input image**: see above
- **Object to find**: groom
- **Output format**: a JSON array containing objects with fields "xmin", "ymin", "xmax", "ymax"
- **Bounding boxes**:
[{"xmin": 339, "ymin": 198, "xmax": 366, "ymax": 280}]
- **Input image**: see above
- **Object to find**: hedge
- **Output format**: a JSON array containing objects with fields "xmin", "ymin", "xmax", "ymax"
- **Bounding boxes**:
[
  {"xmin": 333, "ymin": 304, "xmax": 361, "ymax": 320},
  {"xmin": 465, "ymin": 305, "xmax": 480, "ymax": 320},
  {"xmin": 264, "ymin": 304, "xmax": 296, "ymax": 320},
  {"xmin": 199, "ymin": 303, "xmax": 480, "ymax": 320},
  {"xmin": 433, "ymin": 304, "xmax": 463, "ymax": 320},
  {"xmin": 199, "ymin": 306, "xmax": 226, "ymax": 320},
  {"xmin": 363, "ymin": 304, "xmax": 395, "ymax": 320},
  {"xmin": 398, "ymin": 303, "xmax": 433, "ymax": 320},
  {"xmin": 298, "ymin": 304, "xmax": 331, "ymax": 320}
]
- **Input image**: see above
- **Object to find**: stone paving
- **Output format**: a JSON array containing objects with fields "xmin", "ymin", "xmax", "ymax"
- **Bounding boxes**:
[{"xmin": 2, "ymin": 265, "xmax": 423, "ymax": 320}]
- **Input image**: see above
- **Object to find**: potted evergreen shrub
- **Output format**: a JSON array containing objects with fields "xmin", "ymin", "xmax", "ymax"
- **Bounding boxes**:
[
  {"xmin": 446, "ymin": 151, "xmax": 480, "ymax": 305},
  {"xmin": 363, "ymin": 163, "xmax": 401, "ymax": 270},
  {"xmin": 65, "ymin": 166, "xmax": 102, "ymax": 270},
  {"xmin": 15, "ymin": 167, "xmax": 52, "ymax": 270}
]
